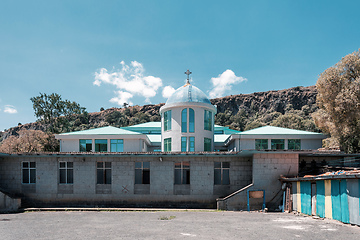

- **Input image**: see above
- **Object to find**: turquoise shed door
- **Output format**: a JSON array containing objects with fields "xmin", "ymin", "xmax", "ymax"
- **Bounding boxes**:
[
  {"xmin": 340, "ymin": 180, "xmax": 349, "ymax": 224},
  {"xmin": 300, "ymin": 181, "xmax": 312, "ymax": 215},
  {"xmin": 316, "ymin": 181, "xmax": 325, "ymax": 218},
  {"xmin": 331, "ymin": 180, "xmax": 341, "ymax": 221}
]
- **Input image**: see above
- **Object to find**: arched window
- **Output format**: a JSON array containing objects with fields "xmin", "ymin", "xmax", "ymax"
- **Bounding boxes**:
[
  {"xmin": 189, "ymin": 108, "xmax": 195, "ymax": 133},
  {"xmin": 163, "ymin": 110, "xmax": 171, "ymax": 131},
  {"xmin": 204, "ymin": 110, "xmax": 212, "ymax": 131},
  {"xmin": 181, "ymin": 109, "xmax": 187, "ymax": 133}
]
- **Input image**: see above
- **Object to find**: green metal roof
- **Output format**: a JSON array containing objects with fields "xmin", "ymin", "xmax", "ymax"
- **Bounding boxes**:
[
  {"xmin": 59, "ymin": 126, "xmax": 140, "ymax": 135},
  {"xmin": 239, "ymin": 126, "xmax": 324, "ymax": 135}
]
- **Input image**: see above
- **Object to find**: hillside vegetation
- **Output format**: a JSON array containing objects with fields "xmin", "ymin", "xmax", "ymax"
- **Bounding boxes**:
[{"xmin": 0, "ymin": 85, "xmax": 319, "ymax": 142}]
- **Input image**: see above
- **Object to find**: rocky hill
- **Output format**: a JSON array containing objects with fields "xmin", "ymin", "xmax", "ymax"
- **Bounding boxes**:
[{"xmin": 0, "ymin": 85, "xmax": 319, "ymax": 141}]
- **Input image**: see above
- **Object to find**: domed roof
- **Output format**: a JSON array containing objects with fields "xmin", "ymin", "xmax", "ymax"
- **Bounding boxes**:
[{"xmin": 166, "ymin": 83, "xmax": 211, "ymax": 105}]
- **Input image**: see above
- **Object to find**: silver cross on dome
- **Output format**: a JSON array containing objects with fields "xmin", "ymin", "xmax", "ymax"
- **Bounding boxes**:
[{"xmin": 185, "ymin": 69, "xmax": 192, "ymax": 84}]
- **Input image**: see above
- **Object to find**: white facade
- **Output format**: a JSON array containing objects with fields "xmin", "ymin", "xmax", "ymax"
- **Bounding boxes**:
[
  {"xmin": 160, "ymin": 102, "xmax": 216, "ymax": 152},
  {"xmin": 58, "ymin": 134, "xmax": 150, "ymax": 152}
]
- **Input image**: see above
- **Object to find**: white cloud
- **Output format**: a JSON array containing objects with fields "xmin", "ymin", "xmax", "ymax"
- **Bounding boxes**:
[
  {"xmin": 209, "ymin": 70, "xmax": 247, "ymax": 98},
  {"xmin": 94, "ymin": 61, "xmax": 163, "ymax": 105},
  {"xmin": 4, "ymin": 105, "xmax": 17, "ymax": 114},
  {"xmin": 162, "ymin": 86, "xmax": 176, "ymax": 98},
  {"xmin": 110, "ymin": 91, "xmax": 134, "ymax": 106}
]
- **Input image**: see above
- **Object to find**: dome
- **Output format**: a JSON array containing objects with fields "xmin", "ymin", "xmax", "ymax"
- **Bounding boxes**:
[{"xmin": 166, "ymin": 83, "xmax": 211, "ymax": 105}]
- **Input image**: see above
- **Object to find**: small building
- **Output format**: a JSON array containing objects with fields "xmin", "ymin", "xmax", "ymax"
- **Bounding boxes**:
[{"xmin": 282, "ymin": 170, "xmax": 360, "ymax": 226}]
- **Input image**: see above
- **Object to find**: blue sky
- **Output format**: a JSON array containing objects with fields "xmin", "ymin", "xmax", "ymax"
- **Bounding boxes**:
[{"xmin": 1, "ymin": 0, "xmax": 359, "ymax": 131}]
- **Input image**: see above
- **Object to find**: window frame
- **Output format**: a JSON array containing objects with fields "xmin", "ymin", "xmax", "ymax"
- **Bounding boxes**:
[
  {"xmin": 22, "ymin": 161, "xmax": 36, "ymax": 184},
  {"xmin": 95, "ymin": 139, "xmax": 108, "ymax": 152},
  {"xmin": 135, "ymin": 162, "xmax": 150, "ymax": 184},
  {"xmin": 164, "ymin": 138, "xmax": 172, "ymax": 152},
  {"xmin": 271, "ymin": 139, "xmax": 285, "ymax": 150},
  {"xmin": 189, "ymin": 108, "xmax": 195, "ymax": 133},
  {"xmin": 96, "ymin": 162, "xmax": 112, "ymax": 185},
  {"xmin": 79, "ymin": 139, "xmax": 92, "ymax": 152},
  {"xmin": 214, "ymin": 162, "xmax": 230, "ymax": 185},
  {"xmin": 255, "ymin": 139, "xmax": 268, "ymax": 150},
  {"xmin": 110, "ymin": 139, "xmax": 124, "ymax": 152},
  {"xmin": 181, "ymin": 137, "xmax": 187, "ymax": 152},
  {"xmin": 204, "ymin": 137, "xmax": 212, "ymax": 152},
  {"xmin": 174, "ymin": 161, "xmax": 190, "ymax": 185},
  {"xmin": 288, "ymin": 139, "xmax": 301, "ymax": 150},
  {"xmin": 204, "ymin": 110, "xmax": 212, "ymax": 131},
  {"xmin": 189, "ymin": 137, "xmax": 195, "ymax": 152},
  {"xmin": 181, "ymin": 108, "xmax": 187, "ymax": 133},
  {"xmin": 164, "ymin": 110, "xmax": 172, "ymax": 131},
  {"xmin": 59, "ymin": 161, "xmax": 73, "ymax": 184}
]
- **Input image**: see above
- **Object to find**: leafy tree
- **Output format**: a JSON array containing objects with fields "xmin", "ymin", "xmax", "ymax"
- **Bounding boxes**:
[
  {"xmin": 0, "ymin": 129, "xmax": 59, "ymax": 153},
  {"xmin": 271, "ymin": 113, "xmax": 304, "ymax": 130},
  {"xmin": 244, "ymin": 121, "xmax": 264, "ymax": 131},
  {"xmin": 30, "ymin": 93, "xmax": 86, "ymax": 133},
  {"xmin": 313, "ymin": 49, "xmax": 360, "ymax": 153}
]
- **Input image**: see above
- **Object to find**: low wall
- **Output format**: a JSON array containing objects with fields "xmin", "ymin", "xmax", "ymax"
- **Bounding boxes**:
[{"xmin": 0, "ymin": 191, "xmax": 21, "ymax": 212}]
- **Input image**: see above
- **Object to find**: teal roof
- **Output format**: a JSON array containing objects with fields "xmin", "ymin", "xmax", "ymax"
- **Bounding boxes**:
[
  {"xmin": 122, "ymin": 122, "xmax": 161, "ymax": 134},
  {"xmin": 240, "ymin": 126, "xmax": 323, "ymax": 135},
  {"xmin": 59, "ymin": 126, "xmax": 140, "ymax": 135},
  {"xmin": 214, "ymin": 125, "xmax": 241, "ymax": 134},
  {"xmin": 122, "ymin": 122, "xmax": 161, "ymax": 130},
  {"xmin": 166, "ymin": 84, "xmax": 211, "ymax": 105}
]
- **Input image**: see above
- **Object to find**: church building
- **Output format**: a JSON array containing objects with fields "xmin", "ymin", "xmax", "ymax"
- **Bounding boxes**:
[{"xmin": 0, "ymin": 70, "xmax": 328, "ymax": 211}]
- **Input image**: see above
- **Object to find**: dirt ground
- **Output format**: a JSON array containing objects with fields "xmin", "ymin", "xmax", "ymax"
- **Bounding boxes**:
[{"xmin": 0, "ymin": 210, "xmax": 359, "ymax": 239}]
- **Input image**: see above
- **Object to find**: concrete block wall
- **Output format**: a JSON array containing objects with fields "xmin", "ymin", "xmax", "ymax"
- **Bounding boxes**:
[
  {"xmin": 0, "ymin": 191, "xmax": 21, "ymax": 212},
  {"xmin": 252, "ymin": 153, "xmax": 298, "ymax": 209},
  {"xmin": 221, "ymin": 153, "xmax": 298, "ymax": 211},
  {"xmin": 0, "ymin": 154, "xmax": 252, "ymax": 208}
]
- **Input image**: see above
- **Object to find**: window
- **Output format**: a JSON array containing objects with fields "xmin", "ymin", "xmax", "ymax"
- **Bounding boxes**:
[
  {"xmin": 271, "ymin": 139, "xmax": 285, "ymax": 150},
  {"xmin": 204, "ymin": 138, "xmax": 211, "ymax": 152},
  {"xmin": 181, "ymin": 137, "xmax": 187, "ymax": 152},
  {"xmin": 59, "ymin": 162, "xmax": 73, "ymax": 184},
  {"xmin": 22, "ymin": 162, "xmax": 36, "ymax": 184},
  {"xmin": 189, "ymin": 137, "xmax": 195, "ymax": 152},
  {"xmin": 288, "ymin": 139, "xmax": 301, "ymax": 150},
  {"xmin": 164, "ymin": 138, "xmax": 171, "ymax": 152},
  {"xmin": 214, "ymin": 162, "xmax": 230, "ymax": 185},
  {"xmin": 111, "ymin": 139, "xmax": 124, "ymax": 152},
  {"xmin": 95, "ymin": 139, "xmax": 107, "ymax": 152},
  {"xmin": 174, "ymin": 161, "xmax": 190, "ymax": 184},
  {"xmin": 255, "ymin": 139, "xmax": 268, "ymax": 150},
  {"xmin": 164, "ymin": 110, "xmax": 171, "ymax": 131},
  {"xmin": 204, "ymin": 110, "xmax": 212, "ymax": 131},
  {"xmin": 135, "ymin": 162, "xmax": 150, "ymax": 184},
  {"xmin": 181, "ymin": 109, "xmax": 187, "ymax": 133},
  {"xmin": 79, "ymin": 139, "xmax": 92, "ymax": 152},
  {"xmin": 189, "ymin": 108, "xmax": 194, "ymax": 133},
  {"xmin": 97, "ymin": 162, "xmax": 111, "ymax": 184}
]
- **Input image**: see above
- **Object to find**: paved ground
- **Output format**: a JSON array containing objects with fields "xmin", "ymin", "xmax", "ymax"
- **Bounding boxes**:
[{"xmin": 0, "ymin": 210, "xmax": 359, "ymax": 239}]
